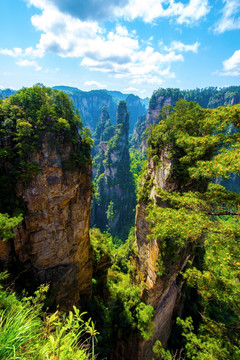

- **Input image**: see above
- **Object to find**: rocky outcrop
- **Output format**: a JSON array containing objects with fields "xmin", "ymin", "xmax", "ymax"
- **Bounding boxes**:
[
  {"xmin": 133, "ymin": 87, "xmax": 240, "ymax": 152},
  {"xmin": 142, "ymin": 96, "xmax": 174, "ymax": 152},
  {"xmin": 70, "ymin": 90, "xmax": 117, "ymax": 133},
  {"xmin": 0, "ymin": 136, "xmax": 92, "ymax": 309},
  {"xmin": 125, "ymin": 94, "xmax": 147, "ymax": 133},
  {"xmin": 92, "ymin": 101, "xmax": 136, "ymax": 239},
  {"xmin": 52, "ymin": 87, "xmax": 147, "ymax": 134},
  {"xmin": 133, "ymin": 149, "xmax": 194, "ymax": 359}
]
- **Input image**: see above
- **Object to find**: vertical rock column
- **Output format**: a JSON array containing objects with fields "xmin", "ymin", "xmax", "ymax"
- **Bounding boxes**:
[{"xmin": 6, "ymin": 138, "xmax": 92, "ymax": 309}]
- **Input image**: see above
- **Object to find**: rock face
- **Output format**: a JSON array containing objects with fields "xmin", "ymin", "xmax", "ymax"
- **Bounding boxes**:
[
  {"xmin": 70, "ymin": 91, "xmax": 117, "ymax": 132},
  {"xmin": 142, "ymin": 96, "xmax": 175, "ymax": 152},
  {"xmin": 133, "ymin": 150, "xmax": 194, "ymax": 360},
  {"xmin": 52, "ymin": 87, "xmax": 147, "ymax": 134},
  {"xmin": 0, "ymin": 137, "xmax": 92, "ymax": 309},
  {"xmin": 135, "ymin": 87, "xmax": 240, "ymax": 152},
  {"xmin": 125, "ymin": 94, "xmax": 147, "ymax": 133},
  {"xmin": 92, "ymin": 101, "xmax": 136, "ymax": 239}
]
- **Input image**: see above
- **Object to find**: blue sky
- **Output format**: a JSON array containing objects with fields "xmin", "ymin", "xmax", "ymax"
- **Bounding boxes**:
[{"xmin": 0, "ymin": 0, "xmax": 240, "ymax": 97}]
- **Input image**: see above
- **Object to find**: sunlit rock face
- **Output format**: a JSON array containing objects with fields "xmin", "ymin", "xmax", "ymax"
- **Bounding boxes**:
[
  {"xmin": 0, "ymin": 136, "xmax": 93, "ymax": 309},
  {"xmin": 142, "ymin": 96, "xmax": 173, "ymax": 152},
  {"xmin": 134, "ymin": 148, "xmax": 194, "ymax": 360}
]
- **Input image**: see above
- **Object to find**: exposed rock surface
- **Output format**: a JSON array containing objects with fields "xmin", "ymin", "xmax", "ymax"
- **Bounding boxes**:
[
  {"xmin": 0, "ymin": 136, "xmax": 92, "ymax": 309},
  {"xmin": 135, "ymin": 87, "xmax": 240, "ymax": 152},
  {"xmin": 52, "ymin": 87, "xmax": 148, "ymax": 134},
  {"xmin": 133, "ymin": 149, "xmax": 194, "ymax": 359},
  {"xmin": 91, "ymin": 101, "xmax": 136, "ymax": 238},
  {"xmin": 125, "ymin": 94, "xmax": 147, "ymax": 133}
]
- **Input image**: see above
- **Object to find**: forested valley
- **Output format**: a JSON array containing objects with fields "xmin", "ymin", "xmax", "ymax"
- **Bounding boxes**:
[{"xmin": 0, "ymin": 85, "xmax": 239, "ymax": 360}]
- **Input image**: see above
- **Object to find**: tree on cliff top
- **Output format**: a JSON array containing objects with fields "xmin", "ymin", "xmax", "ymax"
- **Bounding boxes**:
[
  {"xmin": 0, "ymin": 85, "xmax": 92, "ymax": 214},
  {"xmin": 145, "ymin": 100, "xmax": 240, "ymax": 359}
]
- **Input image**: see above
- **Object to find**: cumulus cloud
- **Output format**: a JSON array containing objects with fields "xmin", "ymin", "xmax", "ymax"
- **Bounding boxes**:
[
  {"xmin": 28, "ymin": 0, "xmax": 210, "ymax": 24},
  {"xmin": 1, "ymin": 0, "xmax": 201, "ymax": 86},
  {"xmin": 16, "ymin": 59, "xmax": 42, "ymax": 71},
  {"xmin": 118, "ymin": 0, "xmax": 210, "ymax": 24},
  {"xmin": 221, "ymin": 50, "xmax": 240, "ymax": 75},
  {"xmin": 213, "ymin": 0, "xmax": 240, "ymax": 33},
  {"xmin": 84, "ymin": 80, "xmax": 106, "ymax": 88},
  {"xmin": 81, "ymin": 46, "xmax": 181, "ymax": 85},
  {"xmin": 164, "ymin": 41, "xmax": 200, "ymax": 53},
  {"xmin": 0, "ymin": 48, "xmax": 23, "ymax": 57},
  {"xmin": 47, "ymin": 0, "xmax": 128, "ymax": 21}
]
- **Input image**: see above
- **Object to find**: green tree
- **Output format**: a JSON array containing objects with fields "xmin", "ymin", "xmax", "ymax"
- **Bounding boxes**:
[
  {"xmin": 144, "ymin": 100, "xmax": 240, "ymax": 358},
  {"xmin": 0, "ymin": 85, "xmax": 91, "ymax": 214}
]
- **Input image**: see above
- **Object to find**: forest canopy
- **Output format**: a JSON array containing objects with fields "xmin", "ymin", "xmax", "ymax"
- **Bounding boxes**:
[{"xmin": 146, "ymin": 100, "xmax": 240, "ymax": 359}]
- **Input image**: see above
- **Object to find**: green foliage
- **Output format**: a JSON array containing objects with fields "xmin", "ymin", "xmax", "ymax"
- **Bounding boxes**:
[
  {"xmin": 0, "ymin": 273, "xmax": 97, "ymax": 360},
  {"xmin": 153, "ymin": 340, "xmax": 173, "ymax": 360},
  {"xmin": 105, "ymin": 228, "xmax": 154, "ymax": 341},
  {"xmin": 143, "ymin": 100, "xmax": 240, "ymax": 358},
  {"xmin": 137, "ymin": 168, "xmax": 153, "ymax": 203},
  {"xmin": 177, "ymin": 316, "xmax": 240, "ymax": 360},
  {"xmin": 149, "ymin": 86, "xmax": 240, "ymax": 111},
  {"xmin": 0, "ymin": 213, "xmax": 23, "ymax": 241},
  {"xmin": 0, "ymin": 85, "xmax": 92, "ymax": 213},
  {"xmin": 129, "ymin": 148, "xmax": 146, "ymax": 191},
  {"xmin": 90, "ymin": 227, "xmax": 113, "ymax": 264},
  {"xmin": 91, "ymin": 101, "xmax": 136, "ymax": 240},
  {"xmin": 107, "ymin": 270, "xmax": 154, "ymax": 340}
]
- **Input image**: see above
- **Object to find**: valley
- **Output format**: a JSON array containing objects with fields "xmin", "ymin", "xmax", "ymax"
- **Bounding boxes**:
[{"xmin": 0, "ymin": 85, "xmax": 239, "ymax": 359}]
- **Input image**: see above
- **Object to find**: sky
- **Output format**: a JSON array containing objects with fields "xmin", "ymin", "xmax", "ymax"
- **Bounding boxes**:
[{"xmin": 0, "ymin": 0, "xmax": 240, "ymax": 98}]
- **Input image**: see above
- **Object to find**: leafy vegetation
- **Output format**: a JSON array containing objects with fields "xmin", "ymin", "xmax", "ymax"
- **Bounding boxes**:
[
  {"xmin": 87, "ymin": 227, "xmax": 154, "ymax": 357},
  {"xmin": 143, "ymin": 100, "xmax": 240, "ymax": 358},
  {"xmin": 0, "ymin": 213, "xmax": 22, "ymax": 242},
  {"xmin": 150, "ymin": 86, "xmax": 240, "ymax": 110},
  {"xmin": 1, "ymin": 84, "xmax": 240, "ymax": 359},
  {"xmin": 0, "ymin": 85, "xmax": 92, "ymax": 214},
  {"xmin": 0, "ymin": 272, "xmax": 97, "ymax": 360},
  {"xmin": 91, "ymin": 102, "xmax": 136, "ymax": 240}
]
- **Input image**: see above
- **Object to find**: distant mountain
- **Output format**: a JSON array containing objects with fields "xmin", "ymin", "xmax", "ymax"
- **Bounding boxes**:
[
  {"xmin": 0, "ymin": 85, "xmax": 148, "ymax": 133},
  {"xmin": 131, "ymin": 86, "xmax": 240, "ymax": 150},
  {"xmin": 52, "ymin": 86, "xmax": 148, "ymax": 133},
  {"xmin": 52, "ymin": 85, "xmax": 83, "ymax": 93},
  {"xmin": 0, "ymin": 88, "xmax": 16, "ymax": 99},
  {"xmin": 103, "ymin": 90, "xmax": 128, "ymax": 102}
]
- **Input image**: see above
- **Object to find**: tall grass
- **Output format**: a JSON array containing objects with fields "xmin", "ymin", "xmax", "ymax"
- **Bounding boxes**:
[{"xmin": 0, "ymin": 272, "xmax": 98, "ymax": 360}]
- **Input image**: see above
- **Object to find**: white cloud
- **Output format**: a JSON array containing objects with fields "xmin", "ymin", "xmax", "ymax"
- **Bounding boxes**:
[
  {"xmin": 0, "ymin": 48, "xmax": 23, "ymax": 57},
  {"xmin": 36, "ymin": 0, "xmax": 129, "ymax": 21},
  {"xmin": 213, "ymin": 0, "xmax": 240, "ymax": 33},
  {"xmin": 0, "ymin": 46, "xmax": 44, "ymax": 59},
  {"xmin": 28, "ymin": 3, "xmax": 184, "ymax": 83},
  {"xmin": 1, "ymin": 0, "xmax": 201, "ymax": 87},
  {"xmin": 176, "ymin": 0, "xmax": 210, "ymax": 25},
  {"xmin": 221, "ymin": 50, "xmax": 240, "ymax": 75},
  {"xmin": 123, "ymin": 87, "xmax": 146, "ymax": 95},
  {"xmin": 164, "ymin": 41, "xmax": 200, "ymax": 53},
  {"xmin": 84, "ymin": 80, "xmax": 106, "ymax": 88},
  {"xmin": 44, "ymin": 67, "xmax": 59, "ymax": 74},
  {"xmin": 118, "ymin": 0, "xmax": 210, "ymax": 24},
  {"xmin": 16, "ymin": 59, "xmax": 42, "ymax": 71},
  {"xmin": 27, "ymin": 0, "xmax": 210, "ymax": 24}
]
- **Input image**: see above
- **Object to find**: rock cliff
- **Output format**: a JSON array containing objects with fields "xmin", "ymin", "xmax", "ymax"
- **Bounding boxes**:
[
  {"xmin": 52, "ymin": 87, "xmax": 147, "ymax": 134},
  {"xmin": 133, "ymin": 149, "xmax": 194, "ymax": 359},
  {"xmin": 135, "ymin": 86, "xmax": 240, "ymax": 152},
  {"xmin": 0, "ymin": 86, "xmax": 93, "ymax": 309},
  {"xmin": 1, "ymin": 137, "xmax": 93, "ymax": 309},
  {"xmin": 92, "ymin": 101, "xmax": 136, "ymax": 239}
]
